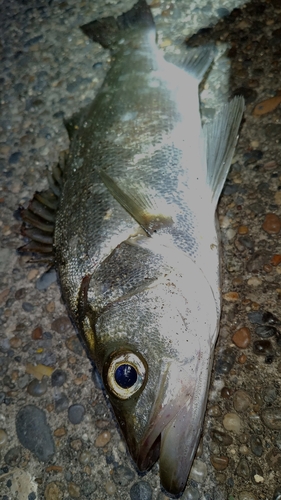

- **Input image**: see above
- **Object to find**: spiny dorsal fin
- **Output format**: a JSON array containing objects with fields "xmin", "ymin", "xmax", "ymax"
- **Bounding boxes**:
[
  {"xmin": 99, "ymin": 170, "xmax": 173, "ymax": 236},
  {"xmin": 17, "ymin": 152, "xmax": 67, "ymax": 261},
  {"xmin": 204, "ymin": 96, "xmax": 245, "ymax": 205}
]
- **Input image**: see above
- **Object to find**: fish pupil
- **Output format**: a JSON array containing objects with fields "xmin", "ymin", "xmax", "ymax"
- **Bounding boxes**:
[{"xmin": 115, "ymin": 364, "xmax": 137, "ymax": 389}]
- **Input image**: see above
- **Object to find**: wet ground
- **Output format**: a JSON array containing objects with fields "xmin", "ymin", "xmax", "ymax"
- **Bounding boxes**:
[{"xmin": 1, "ymin": 0, "xmax": 281, "ymax": 499}]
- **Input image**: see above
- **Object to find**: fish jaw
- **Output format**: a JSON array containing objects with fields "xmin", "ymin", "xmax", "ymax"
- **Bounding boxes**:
[{"xmin": 120, "ymin": 352, "xmax": 214, "ymax": 496}]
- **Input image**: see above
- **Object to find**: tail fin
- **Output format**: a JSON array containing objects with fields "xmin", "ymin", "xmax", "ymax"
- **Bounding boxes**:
[{"xmin": 80, "ymin": 0, "xmax": 154, "ymax": 49}]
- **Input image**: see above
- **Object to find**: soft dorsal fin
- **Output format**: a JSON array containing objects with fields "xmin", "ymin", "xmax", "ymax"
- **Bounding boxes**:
[
  {"xmin": 204, "ymin": 96, "xmax": 244, "ymax": 205},
  {"xmin": 165, "ymin": 45, "xmax": 216, "ymax": 83}
]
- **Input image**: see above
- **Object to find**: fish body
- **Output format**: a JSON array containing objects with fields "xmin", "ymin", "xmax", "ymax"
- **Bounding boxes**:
[{"xmin": 20, "ymin": 0, "xmax": 244, "ymax": 496}]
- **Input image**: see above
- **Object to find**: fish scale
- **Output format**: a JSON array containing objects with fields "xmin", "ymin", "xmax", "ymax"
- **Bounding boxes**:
[{"xmin": 19, "ymin": 0, "xmax": 244, "ymax": 496}]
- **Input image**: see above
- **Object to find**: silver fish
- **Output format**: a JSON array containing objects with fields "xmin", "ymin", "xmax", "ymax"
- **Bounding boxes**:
[{"xmin": 19, "ymin": 0, "xmax": 244, "ymax": 495}]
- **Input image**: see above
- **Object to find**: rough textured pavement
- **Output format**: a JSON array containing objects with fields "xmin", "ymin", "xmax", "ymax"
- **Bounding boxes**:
[{"xmin": 1, "ymin": 0, "xmax": 281, "ymax": 499}]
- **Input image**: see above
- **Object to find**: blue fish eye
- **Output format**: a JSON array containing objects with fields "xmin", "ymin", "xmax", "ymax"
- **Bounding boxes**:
[
  {"xmin": 106, "ymin": 351, "xmax": 146, "ymax": 399},
  {"xmin": 115, "ymin": 364, "xmax": 137, "ymax": 389}
]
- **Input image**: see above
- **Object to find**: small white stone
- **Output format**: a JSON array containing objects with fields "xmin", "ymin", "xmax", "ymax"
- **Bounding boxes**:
[
  {"xmin": 223, "ymin": 412, "xmax": 241, "ymax": 433},
  {"xmin": 226, "ymin": 228, "xmax": 236, "ymax": 240},
  {"xmin": 118, "ymin": 440, "xmax": 127, "ymax": 454},
  {"xmin": 189, "ymin": 459, "xmax": 207, "ymax": 483},
  {"xmin": 247, "ymin": 277, "xmax": 262, "ymax": 286},
  {"xmin": 220, "ymin": 216, "xmax": 231, "ymax": 229}
]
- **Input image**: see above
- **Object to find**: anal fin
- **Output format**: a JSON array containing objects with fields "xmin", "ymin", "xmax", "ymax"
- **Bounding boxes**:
[{"xmin": 204, "ymin": 96, "xmax": 245, "ymax": 205}]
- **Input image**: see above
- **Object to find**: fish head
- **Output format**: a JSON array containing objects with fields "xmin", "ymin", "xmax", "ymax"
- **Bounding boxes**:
[{"xmin": 83, "ymin": 244, "xmax": 219, "ymax": 496}]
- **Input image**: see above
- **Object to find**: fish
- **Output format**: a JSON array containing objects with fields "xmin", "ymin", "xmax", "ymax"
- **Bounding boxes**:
[{"xmin": 18, "ymin": 0, "xmax": 244, "ymax": 496}]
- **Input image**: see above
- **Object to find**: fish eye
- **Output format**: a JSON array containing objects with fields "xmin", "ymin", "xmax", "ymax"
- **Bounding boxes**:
[{"xmin": 105, "ymin": 351, "xmax": 147, "ymax": 400}]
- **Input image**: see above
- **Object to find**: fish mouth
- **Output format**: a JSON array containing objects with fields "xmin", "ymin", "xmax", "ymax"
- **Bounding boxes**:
[{"xmin": 126, "ymin": 357, "xmax": 211, "ymax": 497}]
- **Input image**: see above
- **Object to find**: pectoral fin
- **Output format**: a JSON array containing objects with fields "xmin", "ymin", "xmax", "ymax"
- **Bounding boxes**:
[{"xmin": 99, "ymin": 170, "xmax": 173, "ymax": 236}]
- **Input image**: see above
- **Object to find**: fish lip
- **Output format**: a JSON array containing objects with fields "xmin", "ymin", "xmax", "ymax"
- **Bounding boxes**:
[
  {"xmin": 125, "ymin": 356, "xmax": 211, "ymax": 496},
  {"xmin": 133, "ymin": 403, "xmax": 193, "ymax": 497}
]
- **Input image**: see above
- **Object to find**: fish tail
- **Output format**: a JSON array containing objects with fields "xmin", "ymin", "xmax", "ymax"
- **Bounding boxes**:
[
  {"xmin": 17, "ymin": 151, "xmax": 66, "ymax": 262},
  {"xmin": 80, "ymin": 0, "xmax": 154, "ymax": 49}
]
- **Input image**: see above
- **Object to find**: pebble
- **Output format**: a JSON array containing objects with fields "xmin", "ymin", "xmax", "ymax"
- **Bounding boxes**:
[
  {"xmin": 219, "ymin": 387, "xmax": 230, "ymax": 399},
  {"xmin": 238, "ymin": 492, "xmax": 257, "ymax": 500},
  {"xmin": 261, "ymin": 407, "xmax": 281, "ymax": 429},
  {"xmin": 31, "ymin": 326, "xmax": 43, "ymax": 340},
  {"xmin": 36, "ymin": 268, "xmax": 57, "ymax": 291},
  {"xmin": 243, "ymin": 149, "xmax": 263, "ymax": 164},
  {"xmin": 51, "ymin": 369, "xmax": 67, "ymax": 387},
  {"xmin": 263, "ymin": 385, "xmax": 277, "ymax": 403},
  {"xmin": 262, "ymin": 311, "xmax": 281, "ymax": 325},
  {"xmin": 44, "ymin": 481, "xmax": 63, "ymax": 500},
  {"xmin": 208, "ymin": 405, "xmax": 222, "ymax": 417},
  {"xmin": 104, "ymin": 481, "xmax": 117, "ymax": 495},
  {"xmin": 9, "ymin": 151, "xmax": 22, "ymax": 164},
  {"xmin": 247, "ymin": 277, "xmax": 262, "ymax": 287},
  {"xmin": 70, "ymin": 438, "xmax": 82, "ymax": 451},
  {"xmin": 27, "ymin": 377, "xmax": 48, "ymax": 397},
  {"xmin": 251, "ymin": 463, "xmax": 264, "ymax": 484},
  {"xmin": 0, "ymin": 428, "xmax": 8, "ymax": 447},
  {"xmin": 215, "ymin": 472, "xmax": 226, "ymax": 484},
  {"xmin": 236, "ymin": 457, "xmax": 250, "ymax": 478},
  {"xmin": 68, "ymin": 404, "xmax": 85, "ymax": 424},
  {"xmin": 215, "ymin": 348, "xmax": 236, "ymax": 374},
  {"xmin": 266, "ymin": 447, "xmax": 281, "ymax": 471},
  {"xmin": 238, "ymin": 354, "xmax": 247, "ymax": 364},
  {"xmin": 130, "ymin": 481, "xmax": 152, "ymax": 500},
  {"xmin": 189, "ymin": 459, "xmax": 207, "ymax": 482},
  {"xmin": 210, "ymin": 455, "xmax": 229, "ymax": 471},
  {"xmin": 253, "ymin": 95, "xmax": 281, "ymax": 116},
  {"xmin": 181, "ymin": 485, "xmax": 200, "ymax": 500},
  {"xmin": 250, "ymin": 434, "xmax": 263, "ymax": 457},
  {"xmin": 112, "ymin": 465, "xmax": 135, "ymax": 486},
  {"xmin": 51, "ymin": 316, "xmax": 72, "ymax": 334},
  {"xmin": 246, "ymin": 251, "xmax": 270, "ymax": 272},
  {"xmin": 14, "ymin": 289, "xmax": 26, "ymax": 301},
  {"xmin": 27, "ymin": 268, "xmax": 39, "ymax": 281},
  {"xmin": 65, "ymin": 335, "xmax": 84, "ymax": 355},
  {"xmin": 262, "ymin": 213, "xmax": 281, "ymax": 234},
  {"xmin": 68, "ymin": 482, "xmax": 80, "ymax": 498},
  {"xmin": 26, "ymin": 363, "xmax": 53, "ymax": 380},
  {"xmin": 223, "ymin": 291, "xmax": 239, "ymax": 302},
  {"xmin": 54, "ymin": 393, "xmax": 69, "ymax": 413},
  {"xmin": 22, "ymin": 302, "xmax": 34, "ymax": 312},
  {"xmin": 223, "ymin": 413, "xmax": 241, "ymax": 433},
  {"xmin": 253, "ymin": 339, "xmax": 274, "ymax": 356},
  {"xmin": 271, "ymin": 254, "xmax": 281, "ymax": 266},
  {"xmin": 79, "ymin": 450, "xmax": 91, "ymax": 465},
  {"xmin": 255, "ymin": 325, "xmax": 277, "ymax": 338},
  {"xmin": 247, "ymin": 311, "xmax": 263, "ymax": 324},
  {"xmin": 9, "ymin": 336, "xmax": 22, "ymax": 348},
  {"xmin": 95, "ymin": 430, "xmax": 111, "ymax": 447},
  {"xmin": 4, "ymin": 446, "xmax": 22, "ymax": 466},
  {"xmin": 54, "ymin": 427, "xmax": 66, "ymax": 437},
  {"xmin": 238, "ymin": 225, "xmax": 248, "ymax": 235},
  {"xmin": 16, "ymin": 405, "xmax": 55, "ymax": 461},
  {"xmin": 46, "ymin": 301, "xmax": 55, "ymax": 313},
  {"xmin": 232, "ymin": 327, "xmax": 251, "ymax": 348},
  {"xmin": 210, "ymin": 429, "xmax": 233, "ymax": 446},
  {"xmin": 233, "ymin": 390, "xmax": 252, "ymax": 412},
  {"xmin": 81, "ymin": 479, "xmax": 97, "ymax": 495}
]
